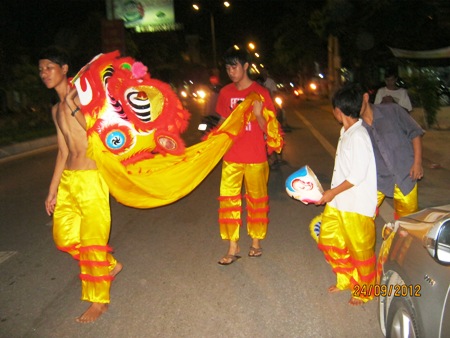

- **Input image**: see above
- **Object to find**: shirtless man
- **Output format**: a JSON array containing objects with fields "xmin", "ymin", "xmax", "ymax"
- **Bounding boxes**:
[{"xmin": 39, "ymin": 46, "xmax": 122, "ymax": 323}]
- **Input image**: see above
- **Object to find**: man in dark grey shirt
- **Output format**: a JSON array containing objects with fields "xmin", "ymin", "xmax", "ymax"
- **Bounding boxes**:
[{"xmin": 360, "ymin": 99, "xmax": 424, "ymax": 219}]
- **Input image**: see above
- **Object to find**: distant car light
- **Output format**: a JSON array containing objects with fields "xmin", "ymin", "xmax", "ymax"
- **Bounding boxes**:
[
  {"xmin": 294, "ymin": 88, "xmax": 304, "ymax": 97},
  {"xmin": 275, "ymin": 96, "xmax": 283, "ymax": 107},
  {"xmin": 197, "ymin": 90, "xmax": 206, "ymax": 99}
]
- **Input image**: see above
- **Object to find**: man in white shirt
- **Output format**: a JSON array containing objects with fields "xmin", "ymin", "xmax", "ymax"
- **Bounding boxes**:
[
  {"xmin": 374, "ymin": 68, "xmax": 412, "ymax": 112},
  {"xmin": 261, "ymin": 69, "xmax": 278, "ymax": 98}
]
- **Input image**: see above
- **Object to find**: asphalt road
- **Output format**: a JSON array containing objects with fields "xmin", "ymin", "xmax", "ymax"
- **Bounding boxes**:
[{"xmin": 0, "ymin": 96, "xmax": 395, "ymax": 338}]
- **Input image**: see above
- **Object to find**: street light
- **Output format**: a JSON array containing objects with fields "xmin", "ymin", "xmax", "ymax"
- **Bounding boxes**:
[{"xmin": 193, "ymin": 2, "xmax": 230, "ymax": 70}]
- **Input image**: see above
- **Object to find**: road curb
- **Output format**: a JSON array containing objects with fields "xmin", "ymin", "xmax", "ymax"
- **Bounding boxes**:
[{"xmin": 0, "ymin": 135, "xmax": 57, "ymax": 162}]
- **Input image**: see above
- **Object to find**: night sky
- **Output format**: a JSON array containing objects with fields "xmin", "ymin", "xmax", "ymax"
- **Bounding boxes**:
[
  {"xmin": 2, "ymin": 0, "xmax": 449, "ymax": 58},
  {"xmin": 0, "ymin": 0, "xmax": 292, "ymax": 58},
  {"xmin": 174, "ymin": 0, "xmax": 292, "ymax": 55},
  {"xmin": 1, "ymin": 0, "xmax": 106, "ymax": 53}
]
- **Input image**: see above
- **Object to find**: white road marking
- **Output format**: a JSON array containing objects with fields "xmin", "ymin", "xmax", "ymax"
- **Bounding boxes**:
[
  {"xmin": 296, "ymin": 112, "xmax": 336, "ymax": 158},
  {"xmin": 0, "ymin": 251, "xmax": 17, "ymax": 264}
]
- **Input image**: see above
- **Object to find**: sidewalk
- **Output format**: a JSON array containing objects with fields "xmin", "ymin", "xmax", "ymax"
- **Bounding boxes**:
[
  {"xmin": 412, "ymin": 107, "xmax": 450, "ymax": 209},
  {"xmin": 0, "ymin": 135, "xmax": 57, "ymax": 162},
  {"xmin": 411, "ymin": 106, "xmax": 450, "ymax": 169}
]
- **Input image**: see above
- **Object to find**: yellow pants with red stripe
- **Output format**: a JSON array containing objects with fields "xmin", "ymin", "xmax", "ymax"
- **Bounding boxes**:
[
  {"xmin": 219, "ymin": 161, "xmax": 269, "ymax": 242},
  {"xmin": 53, "ymin": 170, "xmax": 117, "ymax": 304},
  {"xmin": 377, "ymin": 184, "xmax": 418, "ymax": 220},
  {"xmin": 318, "ymin": 205, "xmax": 376, "ymax": 302}
]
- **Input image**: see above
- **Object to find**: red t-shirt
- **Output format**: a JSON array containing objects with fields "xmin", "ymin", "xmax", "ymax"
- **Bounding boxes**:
[{"xmin": 216, "ymin": 81, "xmax": 275, "ymax": 163}]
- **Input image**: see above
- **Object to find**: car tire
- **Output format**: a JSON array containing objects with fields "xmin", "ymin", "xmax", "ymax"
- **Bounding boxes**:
[{"xmin": 386, "ymin": 296, "xmax": 420, "ymax": 338}]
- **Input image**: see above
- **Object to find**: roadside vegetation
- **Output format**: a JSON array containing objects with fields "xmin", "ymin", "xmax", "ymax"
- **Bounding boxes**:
[
  {"xmin": 0, "ymin": 57, "xmax": 56, "ymax": 145},
  {"xmin": 0, "ymin": 109, "xmax": 55, "ymax": 145}
]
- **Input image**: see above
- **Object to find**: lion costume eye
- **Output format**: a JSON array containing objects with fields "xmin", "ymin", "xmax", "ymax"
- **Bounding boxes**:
[
  {"xmin": 126, "ymin": 89, "xmax": 151, "ymax": 123},
  {"xmin": 106, "ymin": 130, "xmax": 126, "ymax": 149},
  {"xmin": 100, "ymin": 124, "xmax": 134, "ymax": 154}
]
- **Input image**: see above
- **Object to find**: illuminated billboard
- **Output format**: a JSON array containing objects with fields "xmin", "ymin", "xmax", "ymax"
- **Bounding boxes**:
[{"xmin": 112, "ymin": 0, "xmax": 182, "ymax": 33}]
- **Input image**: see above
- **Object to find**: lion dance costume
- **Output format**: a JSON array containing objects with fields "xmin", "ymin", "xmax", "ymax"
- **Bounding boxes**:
[
  {"xmin": 53, "ymin": 170, "xmax": 116, "ymax": 303},
  {"xmin": 62, "ymin": 51, "xmax": 282, "ymax": 302}
]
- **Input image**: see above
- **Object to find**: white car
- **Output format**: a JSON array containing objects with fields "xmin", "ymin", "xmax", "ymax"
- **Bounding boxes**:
[{"xmin": 378, "ymin": 204, "xmax": 450, "ymax": 338}]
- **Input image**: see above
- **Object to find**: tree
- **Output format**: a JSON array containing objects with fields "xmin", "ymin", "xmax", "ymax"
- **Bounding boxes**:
[
  {"xmin": 272, "ymin": 1, "xmax": 327, "ymax": 83},
  {"xmin": 407, "ymin": 70, "xmax": 441, "ymax": 129},
  {"xmin": 278, "ymin": 0, "xmax": 450, "ymax": 89}
]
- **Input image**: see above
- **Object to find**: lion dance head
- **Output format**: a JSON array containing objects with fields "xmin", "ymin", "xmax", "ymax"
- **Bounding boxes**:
[{"xmin": 71, "ymin": 51, "xmax": 190, "ymax": 166}]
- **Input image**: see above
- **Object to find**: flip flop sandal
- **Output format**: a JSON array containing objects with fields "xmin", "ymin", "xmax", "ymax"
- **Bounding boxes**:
[
  {"xmin": 248, "ymin": 246, "xmax": 263, "ymax": 257},
  {"xmin": 218, "ymin": 254, "xmax": 241, "ymax": 265}
]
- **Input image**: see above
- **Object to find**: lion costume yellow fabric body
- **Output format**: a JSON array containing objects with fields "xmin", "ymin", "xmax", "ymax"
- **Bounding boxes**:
[{"xmin": 72, "ymin": 51, "xmax": 283, "ymax": 208}]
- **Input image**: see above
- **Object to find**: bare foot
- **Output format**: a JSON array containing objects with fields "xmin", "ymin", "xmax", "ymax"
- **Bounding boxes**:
[
  {"xmin": 76, "ymin": 303, "xmax": 108, "ymax": 323},
  {"xmin": 349, "ymin": 297, "xmax": 364, "ymax": 306},
  {"xmin": 75, "ymin": 262, "xmax": 122, "ymax": 323},
  {"xmin": 328, "ymin": 285, "xmax": 343, "ymax": 293},
  {"xmin": 110, "ymin": 262, "xmax": 123, "ymax": 278}
]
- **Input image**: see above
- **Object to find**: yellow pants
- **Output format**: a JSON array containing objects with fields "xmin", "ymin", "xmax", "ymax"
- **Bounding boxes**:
[
  {"xmin": 318, "ymin": 205, "xmax": 376, "ymax": 302},
  {"xmin": 219, "ymin": 161, "xmax": 269, "ymax": 242},
  {"xmin": 377, "ymin": 184, "xmax": 418, "ymax": 220},
  {"xmin": 53, "ymin": 170, "xmax": 117, "ymax": 304}
]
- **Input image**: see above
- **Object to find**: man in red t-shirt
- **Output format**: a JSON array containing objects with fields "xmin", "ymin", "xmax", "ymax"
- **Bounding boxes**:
[{"xmin": 216, "ymin": 48, "xmax": 279, "ymax": 265}]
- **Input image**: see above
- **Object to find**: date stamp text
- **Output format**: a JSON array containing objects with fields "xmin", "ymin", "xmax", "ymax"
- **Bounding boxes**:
[{"xmin": 353, "ymin": 284, "xmax": 421, "ymax": 297}]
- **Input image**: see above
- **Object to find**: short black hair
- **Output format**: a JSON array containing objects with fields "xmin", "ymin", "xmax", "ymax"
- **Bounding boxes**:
[
  {"xmin": 222, "ymin": 48, "xmax": 249, "ymax": 67},
  {"xmin": 38, "ymin": 46, "xmax": 70, "ymax": 67},
  {"xmin": 384, "ymin": 67, "xmax": 398, "ymax": 78},
  {"xmin": 332, "ymin": 83, "xmax": 364, "ymax": 118}
]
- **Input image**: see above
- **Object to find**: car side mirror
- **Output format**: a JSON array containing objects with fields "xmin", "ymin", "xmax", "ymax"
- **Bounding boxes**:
[
  {"xmin": 435, "ymin": 220, "xmax": 450, "ymax": 264},
  {"xmin": 425, "ymin": 219, "xmax": 450, "ymax": 264}
]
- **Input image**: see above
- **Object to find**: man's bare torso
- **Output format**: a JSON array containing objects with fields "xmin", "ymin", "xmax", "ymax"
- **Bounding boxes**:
[{"xmin": 54, "ymin": 101, "xmax": 97, "ymax": 170}]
